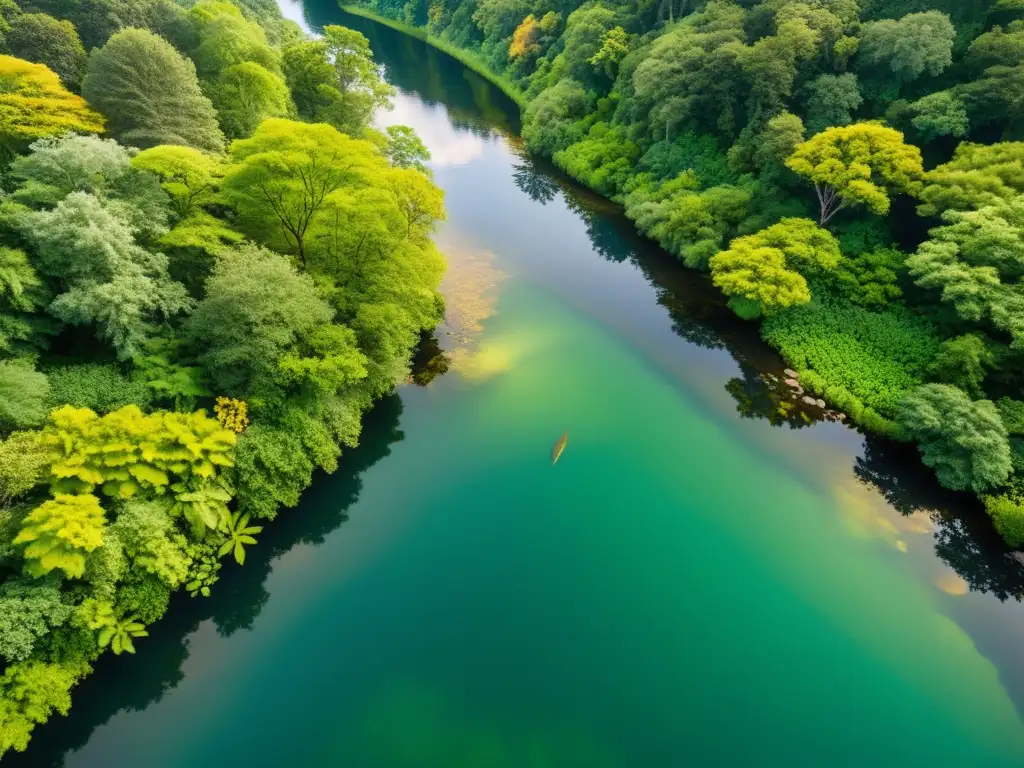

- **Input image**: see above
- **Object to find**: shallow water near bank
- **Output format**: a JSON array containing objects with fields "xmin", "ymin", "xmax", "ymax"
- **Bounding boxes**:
[{"xmin": 10, "ymin": 3, "xmax": 1024, "ymax": 765}]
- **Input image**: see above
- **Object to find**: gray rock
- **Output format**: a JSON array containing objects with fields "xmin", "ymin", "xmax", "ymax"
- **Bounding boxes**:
[
  {"xmin": 784, "ymin": 368, "xmax": 799, "ymax": 379},
  {"xmin": 784, "ymin": 378, "xmax": 800, "ymax": 388},
  {"xmin": 816, "ymin": 398, "xmax": 826, "ymax": 408},
  {"xmin": 802, "ymin": 396, "xmax": 817, "ymax": 406}
]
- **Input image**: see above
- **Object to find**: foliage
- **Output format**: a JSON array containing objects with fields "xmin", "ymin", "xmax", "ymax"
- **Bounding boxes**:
[
  {"xmin": 111, "ymin": 500, "xmax": 189, "ymax": 588},
  {"xmin": 522, "ymin": 78, "xmax": 592, "ymax": 156},
  {"xmin": 763, "ymin": 298, "xmax": 941, "ymax": 416},
  {"xmin": 983, "ymin": 494, "xmax": 1024, "ymax": 547},
  {"xmin": 0, "ymin": 431, "xmax": 48, "ymax": 509},
  {"xmin": 897, "ymin": 384, "xmax": 1012, "ymax": 493},
  {"xmin": 82, "ymin": 28, "xmax": 224, "ymax": 152},
  {"xmin": 84, "ymin": 600, "xmax": 147, "ymax": 654},
  {"xmin": 711, "ymin": 218, "xmax": 841, "ymax": 314},
  {"xmin": 0, "ymin": 581, "xmax": 72, "ymax": 663},
  {"xmin": 856, "ymin": 11, "xmax": 955, "ymax": 84},
  {"xmin": 130, "ymin": 145, "xmax": 225, "ymax": 220},
  {"xmin": 385, "ymin": 124, "xmax": 431, "ymax": 172},
  {"xmin": 46, "ymin": 363, "xmax": 152, "ymax": 412},
  {"xmin": 0, "ymin": 358, "xmax": 49, "ymax": 433},
  {"xmin": 0, "ymin": 55, "xmax": 102, "ymax": 153},
  {"xmin": 209, "ymin": 61, "xmax": 291, "ymax": 140},
  {"xmin": 833, "ymin": 246, "xmax": 905, "ymax": 307},
  {"xmin": 0, "ymin": 660, "xmax": 79, "ymax": 757},
  {"xmin": 917, "ymin": 142, "xmax": 1024, "ymax": 217},
  {"xmin": 786, "ymin": 122, "xmax": 925, "ymax": 224},
  {"xmin": 217, "ymin": 510, "xmax": 261, "ymax": 565},
  {"xmin": 13, "ymin": 493, "xmax": 106, "ymax": 579},
  {"xmin": 6, "ymin": 13, "xmax": 87, "ymax": 88},
  {"xmin": 215, "ymin": 397, "xmax": 249, "ymax": 433}
]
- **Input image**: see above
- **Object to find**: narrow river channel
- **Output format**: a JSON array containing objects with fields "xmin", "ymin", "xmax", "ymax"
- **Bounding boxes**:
[{"xmin": 11, "ymin": 3, "xmax": 1024, "ymax": 766}]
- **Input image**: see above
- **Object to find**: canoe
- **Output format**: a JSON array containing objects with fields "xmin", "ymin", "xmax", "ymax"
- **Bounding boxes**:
[{"xmin": 552, "ymin": 431, "xmax": 568, "ymax": 465}]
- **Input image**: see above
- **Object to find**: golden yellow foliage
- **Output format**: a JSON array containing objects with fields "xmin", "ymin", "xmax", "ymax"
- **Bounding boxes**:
[
  {"xmin": 0, "ymin": 55, "xmax": 104, "ymax": 148},
  {"xmin": 215, "ymin": 397, "xmax": 249, "ymax": 433},
  {"xmin": 510, "ymin": 15, "xmax": 542, "ymax": 61}
]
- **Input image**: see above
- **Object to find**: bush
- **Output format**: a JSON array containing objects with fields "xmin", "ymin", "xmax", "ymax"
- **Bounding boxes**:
[
  {"xmin": 762, "ymin": 299, "xmax": 940, "ymax": 416},
  {"xmin": 984, "ymin": 495, "xmax": 1024, "ymax": 548},
  {"xmin": 46, "ymin": 364, "xmax": 151, "ymax": 413}
]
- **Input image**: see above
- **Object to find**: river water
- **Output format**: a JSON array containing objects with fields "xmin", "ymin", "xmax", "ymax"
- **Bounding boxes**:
[{"xmin": 11, "ymin": 3, "xmax": 1024, "ymax": 766}]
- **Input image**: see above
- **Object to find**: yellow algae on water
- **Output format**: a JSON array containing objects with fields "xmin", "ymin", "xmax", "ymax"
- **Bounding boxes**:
[
  {"xmin": 896, "ymin": 510, "xmax": 936, "ymax": 535},
  {"xmin": 439, "ymin": 248, "xmax": 507, "ymax": 346},
  {"xmin": 450, "ymin": 342, "xmax": 514, "ymax": 382},
  {"xmin": 936, "ymin": 571, "xmax": 970, "ymax": 596}
]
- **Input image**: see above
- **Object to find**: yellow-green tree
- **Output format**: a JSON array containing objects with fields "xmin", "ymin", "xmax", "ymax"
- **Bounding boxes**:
[
  {"xmin": 0, "ymin": 55, "xmax": 103, "ymax": 155},
  {"xmin": 13, "ymin": 493, "xmax": 106, "ymax": 579},
  {"xmin": 710, "ymin": 218, "xmax": 842, "ymax": 316},
  {"xmin": 785, "ymin": 122, "xmax": 924, "ymax": 225}
]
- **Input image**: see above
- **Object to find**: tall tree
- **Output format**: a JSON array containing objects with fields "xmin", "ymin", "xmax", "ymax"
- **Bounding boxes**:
[
  {"xmin": 786, "ymin": 122, "xmax": 925, "ymax": 224},
  {"xmin": 82, "ymin": 28, "xmax": 224, "ymax": 152},
  {"xmin": 6, "ymin": 13, "xmax": 87, "ymax": 87}
]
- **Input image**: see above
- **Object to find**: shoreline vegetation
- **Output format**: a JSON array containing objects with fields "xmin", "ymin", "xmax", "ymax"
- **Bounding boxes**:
[
  {"xmin": 343, "ymin": 0, "xmax": 1024, "ymax": 550},
  {"xmin": 341, "ymin": 4, "xmax": 528, "ymax": 105},
  {"xmin": 0, "ymin": 0, "xmax": 445, "ymax": 756}
]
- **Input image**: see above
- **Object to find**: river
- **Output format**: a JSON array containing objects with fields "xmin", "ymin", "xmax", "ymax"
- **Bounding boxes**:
[{"xmin": 10, "ymin": 3, "xmax": 1024, "ymax": 766}]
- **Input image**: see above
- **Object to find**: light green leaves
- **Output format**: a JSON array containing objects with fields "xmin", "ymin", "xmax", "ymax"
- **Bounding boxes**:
[
  {"xmin": 217, "ymin": 511, "xmax": 262, "ymax": 565},
  {"xmin": 13, "ymin": 494, "xmax": 106, "ymax": 579}
]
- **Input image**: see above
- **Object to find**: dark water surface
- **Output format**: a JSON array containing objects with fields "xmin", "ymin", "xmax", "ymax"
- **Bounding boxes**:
[{"xmin": 11, "ymin": 4, "xmax": 1024, "ymax": 766}]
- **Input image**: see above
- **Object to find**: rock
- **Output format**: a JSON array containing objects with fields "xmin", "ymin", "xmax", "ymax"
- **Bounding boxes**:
[
  {"xmin": 802, "ymin": 396, "xmax": 817, "ymax": 406},
  {"xmin": 836, "ymin": 413, "xmax": 847, "ymax": 421},
  {"xmin": 1011, "ymin": 551, "xmax": 1024, "ymax": 568},
  {"xmin": 816, "ymin": 398, "xmax": 826, "ymax": 408},
  {"xmin": 784, "ymin": 378, "xmax": 800, "ymax": 388},
  {"xmin": 784, "ymin": 368, "xmax": 799, "ymax": 379}
]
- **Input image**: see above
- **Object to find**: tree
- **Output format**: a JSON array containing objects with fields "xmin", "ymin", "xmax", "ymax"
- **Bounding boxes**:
[
  {"xmin": 588, "ymin": 26, "xmax": 629, "ymax": 79},
  {"xmin": 907, "ymin": 91, "xmax": 969, "ymax": 141},
  {"xmin": 384, "ymin": 124, "xmax": 430, "ymax": 172},
  {"xmin": 0, "ymin": 660, "xmax": 79, "ymax": 758},
  {"xmin": 6, "ymin": 13, "xmax": 87, "ymax": 87},
  {"xmin": 857, "ymin": 11, "xmax": 955, "ymax": 83},
  {"xmin": 219, "ymin": 119, "xmax": 378, "ymax": 266},
  {"xmin": 710, "ymin": 218, "xmax": 842, "ymax": 315},
  {"xmin": 26, "ymin": 0, "xmax": 157, "ymax": 50},
  {"xmin": 786, "ymin": 122, "xmax": 924, "ymax": 225},
  {"xmin": 750, "ymin": 111, "xmax": 805, "ymax": 181},
  {"xmin": 472, "ymin": 0, "xmax": 531, "ymax": 43},
  {"xmin": 0, "ymin": 359, "xmax": 49, "ymax": 434},
  {"xmin": 217, "ymin": 510, "xmax": 261, "ymax": 564},
  {"xmin": 82, "ymin": 28, "xmax": 224, "ymax": 152},
  {"xmin": 0, "ymin": 581, "xmax": 72, "ymax": 664},
  {"xmin": 522, "ymin": 79, "xmax": 592, "ymax": 156},
  {"xmin": 14, "ymin": 494, "xmax": 107, "ymax": 579},
  {"xmin": 317, "ymin": 25, "xmax": 394, "ymax": 136},
  {"xmin": 0, "ymin": 431, "xmax": 48, "ymax": 509},
  {"xmin": 897, "ymin": 384, "xmax": 1012, "ymax": 493},
  {"xmin": 917, "ymin": 142, "xmax": 1024, "ymax": 217},
  {"xmin": 130, "ymin": 144, "xmax": 224, "ymax": 220},
  {"xmin": 929, "ymin": 334, "xmax": 994, "ymax": 398},
  {"xmin": 0, "ymin": 246, "xmax": 48, "ymax": 354},
  {"xmin": 20, "ymin": 192, "xmax": 193, "ymax": 359},
  {"xmin": 185, "ymin": 243, "xmax": 367, "ymax": 400},
  {"xmin": 908, "ymin": 198, "xmax": 1024, "ymax": 347},
  {"xmin": 111, "ymin": 500, "xmax": 190, "ymax": 587},
  {"xmin": 804, "ymin": 73, "xmax": 862, "ymax": 135},
  {"xmin": 209, "ymin": 61, "xmax": 291, "ymax": 139},
  {"xmin": 187, "ymin": 0, "xmax": 279, "ymax": 80},
  {"xmin": 0, "ymin": 55, "xmax": 103, "ymax": 156}
]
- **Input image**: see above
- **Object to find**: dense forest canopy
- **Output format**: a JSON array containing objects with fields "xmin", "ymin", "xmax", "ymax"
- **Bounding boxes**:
[
  {"xmin": 348, "ymin": 0, "xmax": 1024, "ymax": 549},
  {"xmin": 0, "ymin": 0, "xmax": 443, "ymax": 755}
]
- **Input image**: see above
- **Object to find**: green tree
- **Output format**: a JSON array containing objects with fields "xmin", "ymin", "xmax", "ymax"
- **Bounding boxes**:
[
  {"xmin": 929, "ymin": 334, "xmax": 994, "ymax": 398},
  {"xmin": 185, "ymin": 243, "xmax": 367, "ymax": 400},
  {"xmin": 710, "ymin": 218, "xmax": 842, "ymax": 315},
  {"xmin": 804, "ymin": 73, "xmax": 862, "ymax": 135},
  {"xmin": 897, "ymin": 384, "xmax": 1012, "ymax": 493},
  {"xmin": 317, "ymin": 25, "xmax": 394, "ymax": 136},
  {"xmin": 522, "ymin": 78, "xmax": 592, "ymax": 156},
  {"xmin": 588, "ymin": 26, "xmax": 629, "ymax": 79},
  {"xmin": 219, "ymin": 118, "xmax": 379, "ymax": 266},
  {"xmin": 20, "ymin": 192, "xmax": 193, "ymax": 359},
  {"xmin": 187, "ymin": 0, "xmax": 279, "ymax": 80},
  {"xmin": 908, "ymin": 198, "xmax": 1024, "ymax": 346},
  {"xmin": 82, "ymin": 28, "xmax": 224, "ymax": 152},
  {"xmin": 856, "ymin": 11, "xmax": 955, "ymax": 83},
  {"xmin": 0, "ymin": 660, "xmax": 79, "ymax": 758},
  {"xmin": 385, "ymin": 124, "xmax": 430, "ymax": 172},
  {"xmin": 907, "ymin": 91, "xmax": 969, "ymax": 141},
  {"xmin": 130, "ymin": 144, "xmax": 225, "ymax": 220},
  {"xmin": 85, "ymin": 601, "xmax": 147, "ymax": 654},
  {"xmin": 0, "ymin": 359, "xmax": 49, "ymax": 433},
  {"xmin": 209, "ymin": 61, "xmax": 291, "ymax": 139},
  {"xmin": 111, "ymin": 500, "xmax": 190, "ymax": 587},
  {"xmin": 917, "ymin": 142, "xmax": 1024, "ymax": 217},
  {"xmin": 0, "ymin": 246, "xmax": 48, "ymax": 354},
  {"xmin": 280, "ymin": 38, "xmax": 333, "ymax": 120},
  {"xmin": 0, "ymin": 581, "xmax": 72, "ymax": 664},
  {"xmin": 14, "ymin": 494, "xmax": 107, "ymax": 579},
  {"xmin": 0, "ymin": 431, "xmax": 48, "ymax": 509},
  {"xmin": 6, "ymin": 13, "xmax": 87, "ymax": 87},
  {"xmin": 786, "ymin": 122, "xmax": 925, "ymax": 224}
]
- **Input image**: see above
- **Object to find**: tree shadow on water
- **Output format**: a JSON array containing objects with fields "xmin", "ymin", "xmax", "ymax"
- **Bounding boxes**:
[{"xmin": 7, "ymin": 396, "xmax": 407, "ymax": 768}]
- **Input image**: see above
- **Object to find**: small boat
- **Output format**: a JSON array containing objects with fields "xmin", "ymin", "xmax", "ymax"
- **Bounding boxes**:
[{"xmin": 551, "ymin": 431, "xmax": 568, "ymax": 465}]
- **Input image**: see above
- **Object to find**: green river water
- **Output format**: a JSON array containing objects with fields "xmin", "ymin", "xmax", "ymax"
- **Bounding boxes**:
[{"xmin": 10, "ymin": 4, "xmax": 1024, "ymax": 766}]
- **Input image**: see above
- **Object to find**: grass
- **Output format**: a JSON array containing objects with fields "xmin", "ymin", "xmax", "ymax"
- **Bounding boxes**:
[{"xmin": 339, "ymin": 5, "xmax": 527, "ymax": 109}]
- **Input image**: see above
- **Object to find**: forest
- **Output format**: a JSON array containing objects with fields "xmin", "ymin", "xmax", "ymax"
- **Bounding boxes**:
[
  {"xmin": 0, "ymin": 0, "xmax": 444, "ymax": 755},
  {"xmin": 350, "ymin": 0, "xmax": 1024, "ymax": 549}
]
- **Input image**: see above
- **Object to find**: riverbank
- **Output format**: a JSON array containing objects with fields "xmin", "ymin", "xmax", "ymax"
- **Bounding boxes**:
[{"xmin": 339, "ymin": 5, "xmax": 527, "ymax": 108}]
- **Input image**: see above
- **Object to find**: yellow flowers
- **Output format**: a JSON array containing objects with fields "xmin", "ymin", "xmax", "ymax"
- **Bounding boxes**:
[{"xmin": 215, "ymin": 397, "xmax": 249, "ymax": 433}]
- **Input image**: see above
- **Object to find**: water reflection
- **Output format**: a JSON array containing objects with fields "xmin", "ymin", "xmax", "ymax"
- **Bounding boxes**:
[
  {"xmin": 7, "ymin": 397, "xmax": 406, "ymax": 767},
  {"xmin": 326, "ymin": 7, "xmax": 1024, "ymax": 631}
]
